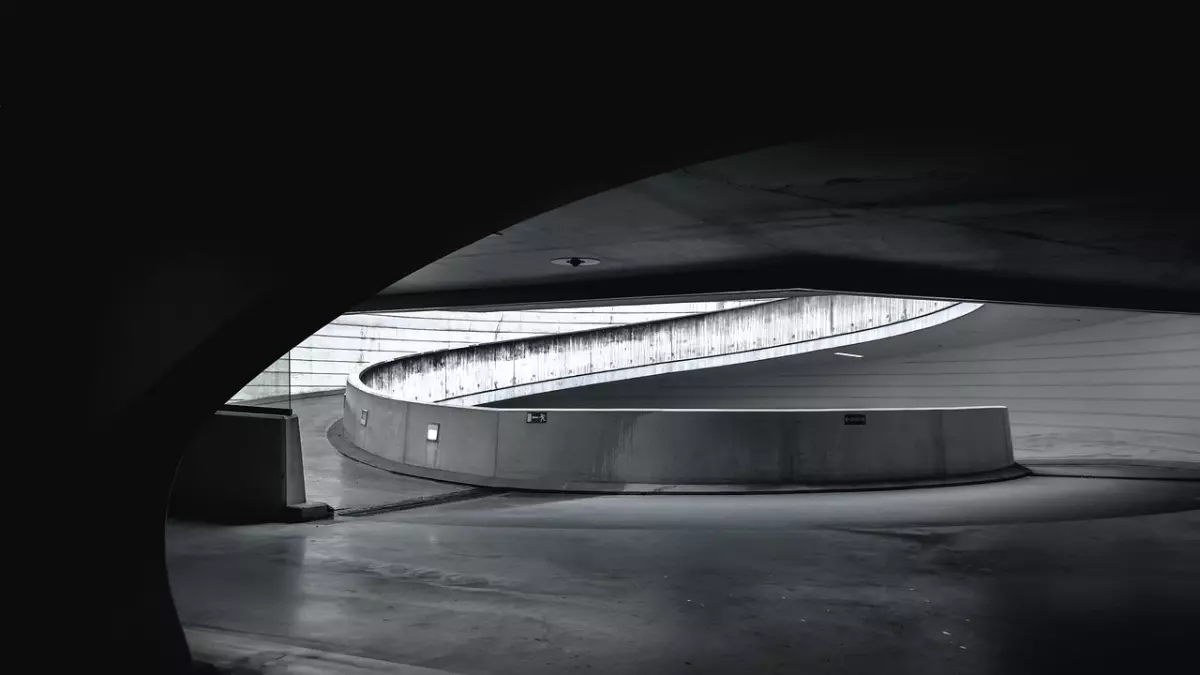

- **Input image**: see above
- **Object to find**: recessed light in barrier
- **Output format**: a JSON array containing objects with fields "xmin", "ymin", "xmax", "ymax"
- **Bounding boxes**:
[
  {"xmin": 427, "ymin": 423, "xmax": 440, "ymax": 442},
  {"xmin": 550, "ymin": 257, "xmax": 600, "ymax": 267},
  {"xmin": 834, "ymin": 352, "xmax": 864, "ymax": 358}
]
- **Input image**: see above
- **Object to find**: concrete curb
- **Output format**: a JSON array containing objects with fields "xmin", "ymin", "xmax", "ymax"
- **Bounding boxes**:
[
  {"xmin": 1025, "ymin": 464, "xmax": 1200, "ymax": 482},
  {"xmin": 1020, "ymin": 457, "xmax": 1200, "ymax": 470},
  {"xmin": 336, "ymin": 488, "xmax": 495, "ymax": 517},
  {"xmin": 186, "ymin": 625, "xmax": 459, "ymax": 674}
]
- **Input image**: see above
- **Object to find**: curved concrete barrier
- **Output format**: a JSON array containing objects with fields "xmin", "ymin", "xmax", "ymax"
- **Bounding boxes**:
[
  {"xmin": 342, "ymin": 386, "xmax": 1014, "ymax": 489},
  {"xmin": 362, "ymin": 295, "xmax": 980, "ymax": 406},
  {"xmin": 343, "ymin": 295, "xmax": 1015, "ymax": 489}
]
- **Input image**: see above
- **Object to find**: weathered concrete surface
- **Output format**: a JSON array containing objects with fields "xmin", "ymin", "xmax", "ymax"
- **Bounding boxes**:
[
  {"xmin": 166, "ymin": 479, "xmax": 1200, "ymax": 675},
  {"xmin": 345, "ymin": 369, "xmax": 1014, "ymax": 488},
  {"xmin": 332, "ymin": 418, "xmax": 1029, "ymax": 493},
  {"xmin": 185, "ymin": 627, "xmax": 458, "ymax": 674},
  {"xmin": 169, "ymin": 410, "xmax": 315, "ymax": 523},
  {"xmin": 361, "ymin": 295, "xmax": 976, "ymax": 405},
  {"xmin": 291, "ymin": 393, "xmax": 467, "ymax": 511},
  {"xmin": 370, "ymin": 132, "xmax": 1200, "ymax": 314}
]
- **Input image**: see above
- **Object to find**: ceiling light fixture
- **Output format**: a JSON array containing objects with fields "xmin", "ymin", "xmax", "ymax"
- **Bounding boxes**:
[
  {"xmin": 551, "ymin": 257, "xmax": 600, "ymax": 267},
  {"xmin": 834, "ymin": 352, "xmax": 864, "ymax": 358}
]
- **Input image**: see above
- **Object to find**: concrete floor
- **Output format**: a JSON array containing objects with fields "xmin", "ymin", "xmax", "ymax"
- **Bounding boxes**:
[
  {"xmin": 168, "ymin": 476, "xmax": 1200, "ymax": 674},
  {"xmin": 176, "ymin": 394, "xmax": 1197, "ymax": 673}
]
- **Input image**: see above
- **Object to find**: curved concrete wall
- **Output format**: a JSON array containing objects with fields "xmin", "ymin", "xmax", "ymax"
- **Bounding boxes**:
[
  {"xmin": 231, "ymin": 300, "xmax": 771, "ymax": 401},
  {"xmin": 361, "ymin": 296, "xmax": 979, "ymax": 405},
  {"xmin": 343, "ymin": 381, "xmax": 1014, "ymax": 488},
  {"xmin": 506, "ymin": 309, "xmax": 1200, "ymax": 465}
]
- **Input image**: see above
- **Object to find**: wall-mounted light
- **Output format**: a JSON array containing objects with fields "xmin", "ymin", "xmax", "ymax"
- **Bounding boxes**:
[
  {"xmin": 834, "ymin": 352, "xmax": 864, "ymax": 358},
  {"xmin": 550, "ymin": 257, "xmax": 600, "ymax": 267},
  {"xmin": 360, "ymin": 409, "xmax": 369, "ymax": 425},
  {"xmin": 426, "ymin": 423, "xmax": 440, "ymax": 442}
]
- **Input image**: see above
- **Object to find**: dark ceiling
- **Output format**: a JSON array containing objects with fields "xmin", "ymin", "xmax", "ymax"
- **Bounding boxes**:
[{"xmin": 361, "ymin": 130, "xmax": 1199, "ymax": 314}]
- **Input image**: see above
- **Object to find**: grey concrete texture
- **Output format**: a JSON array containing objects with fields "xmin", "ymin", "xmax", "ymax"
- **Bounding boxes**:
[
  {"xmin": 186, "ymin": 626, "xmax": 457, "ymax": 674},
  {"xmin": 331, "ymin": 418, "xmax": 1030, "ymax": 494},
  {"xmin": 510, "ymin": 309, "xmax": 1200, "ymax": 465},
  {"xmin": 170, "ymin": 410, "xmax": 311, "ymax": 523},
  {"xmin": 359, "ymin": 294, "xmax": 973, "ymax": 406},
  {"xmin": 291, "ymin": 393, "xmax": 466, "ymax": 512},
  {"xmin": 345, "ymin": 374, "xmax": 1015, "ymax": 488},
  {"xmin": 167, "ymin": 477, "xmax": 1200, "ymax": 674},
  {"xmin": 371, "ymin": 133, "xmax": 1200, "ymax": 314}
]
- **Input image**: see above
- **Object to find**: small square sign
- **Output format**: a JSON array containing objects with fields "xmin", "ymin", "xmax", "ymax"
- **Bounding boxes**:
[
  {"xmin": 844, "ymin": 413, "xmax": 867, "ymax": 426},
  {"xmin": 526, "ymin": 412, "xmax": 548, "ymax": 424}
]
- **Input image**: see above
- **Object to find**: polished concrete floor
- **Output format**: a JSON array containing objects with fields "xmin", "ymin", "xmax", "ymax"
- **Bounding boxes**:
[{"xmin": 168, "ymin": 475, "xmax": 1200, "ymax": 674}]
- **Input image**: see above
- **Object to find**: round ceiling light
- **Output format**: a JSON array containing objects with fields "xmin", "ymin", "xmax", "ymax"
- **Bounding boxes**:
[{"xmin": 550, "ymin": 257, "xmax": 600, "ymax": 268}]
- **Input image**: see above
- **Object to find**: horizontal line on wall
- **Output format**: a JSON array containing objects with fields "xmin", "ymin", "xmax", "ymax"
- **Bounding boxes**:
[
  {"xmin": 1015, "ymin": 442, "xmax": 1200, "ymax": 456},
  {"xmin": 284, "ymin": 357, "xmax": 406, "ymax": 365},
  {"xmin": 1125, "ymin": 316, "xmax": 1182, "ymax": 325},
  {"xmin": 354, "ymin": 312, "xmax": 701, "ymax": 325},
  {"xmin": 1010, "ymin": 437, "xmax": 1197, "ymax": 454},
  {"xmin": 762, "ymin": 366, "xmax": 1200, "ymax": 377},
  {"xmin": 908, "ymin": 348, "xmax": 1200, "ymax": 364},
  {"xmin": 1013, "ymin": 328, "xmax": 1200, "ymax": 348},
  {"xmin": 658, "ymin": 383, "xmax": 1199, "ymax": 393},
  {"xmin": 1006, "ymin": 422, "xmax": 1200, "ymax": 438},
  {"xmin": 310, "ymin": 333, "xmax": 483, "ymax": 345},
  {"xmin": 239, "ymin": 382, "xmax": 342, "ymax": 386},
  {"xmin": 328, "ymin": 322, "xmax": 600, "ymax": 335},
  {"xmin": 551, "ymin": 395, "xmax": 1197, "ymax": 416},
  {"xmin": 330, "ymin": 323, "xmax": 585, "ymax": 334},
  {"xmin": 295, "ymin": 345, "xmax": 468, "ymax": 353},
  {"xmin": 315, "ymin": 326, "xmax": 803, "ymax": 344},
  {"xmin": 288, "ymin": 350, "xmax": 414, "ymax": 358},
  {"xmin": 280, "ymin": 361, "xmax": 1170, "ymax": 376},
  {"xmin": 652, "ymin": 390, "xmax": 1199, "ymax": 401}
]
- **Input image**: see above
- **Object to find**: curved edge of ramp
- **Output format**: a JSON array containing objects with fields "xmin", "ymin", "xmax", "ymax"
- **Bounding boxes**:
[{"xmin": 358, "ymin": 295, "xmax": 982, "ymax": 406}]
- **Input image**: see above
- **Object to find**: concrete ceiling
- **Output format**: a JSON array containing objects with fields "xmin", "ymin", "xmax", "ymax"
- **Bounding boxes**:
[{"xmin": 358, "ymin": 131, "xmax": 1199, "ymax": 314}]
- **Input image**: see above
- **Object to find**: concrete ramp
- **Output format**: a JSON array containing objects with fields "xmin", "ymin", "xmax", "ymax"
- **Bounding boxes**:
[
  {"xmin": 361, "ymin": 295, "xmax": 980, "ymax": 406},
  {"xmin": 341, "ymin": 296, "xmax": 1018, "ymax": 491}
]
